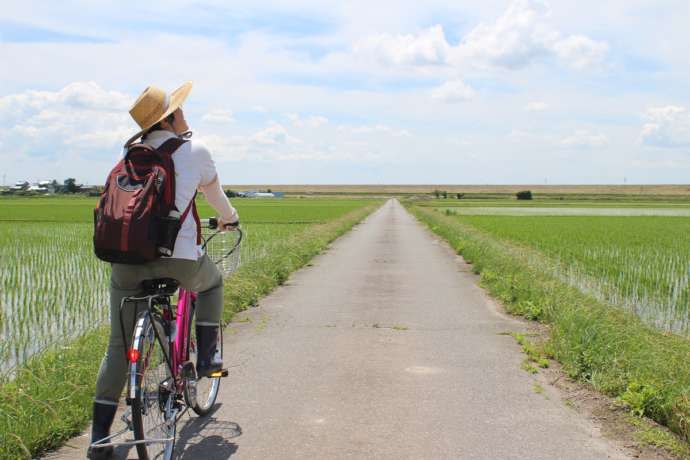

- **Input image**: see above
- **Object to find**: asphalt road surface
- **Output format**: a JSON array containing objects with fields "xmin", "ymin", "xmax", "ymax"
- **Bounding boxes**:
[{"xmin": 46, "ymin": 199, "xmax": 627, "ymax": 459}]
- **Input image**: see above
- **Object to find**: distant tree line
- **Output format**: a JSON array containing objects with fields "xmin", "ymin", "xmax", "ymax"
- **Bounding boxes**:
[
  {"xmin": 431, "ymin": 189, "xmax": 533, "ymax": 200},
  {"xmin": 432, "ymin": 190, "xmax": 465, "ymax": 199},
  {"xmin": 52, "ymin": 178, "xmax": 85, "ymax": 194}
]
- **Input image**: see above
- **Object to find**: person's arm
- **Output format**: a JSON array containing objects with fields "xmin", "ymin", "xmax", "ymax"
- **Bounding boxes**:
[
  {"xmin": 195, "ymin": 141, "xmax": 239, "ymax": 228},
  {"xmin": 199, "ymin": 175, "xmax": 239, "ymax": 227}
]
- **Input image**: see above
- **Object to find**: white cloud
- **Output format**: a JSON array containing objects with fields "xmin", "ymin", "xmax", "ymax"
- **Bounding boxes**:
[
  {"xmin": 349, "ymin": 1, "xmax": 608, "ymax": 75},
  {"xmin": 353, "ymin": 25, "xmax": 450, "ymax": 66},
  {"xmin": 560, "ymin": 129, "xmax": 608, "ymax": 148},
  {"xmin": 525, "ymin": 101, "xmax": 548, "ymax": 111},
  {"xmin": 195, "ymin": 134, "xmax": 249, "ymax": 162},
  {"xmin": 252, "ymin": 122, "xmax": 302, "ymax": 145},
  {"xmin": 201, "ymin": 109, "xmax": 234, "ymax": 124},
  {"xmin": 455, "ymin": 0, "xmax": 555, "ymax": 68},
  {"xmin": 552, "ymin": 35, "xmax": 609, "ymax": 70},
  {"xmin": 0, "ymin": 81, "xmax": 131, "ymax": 123},
  {"xmin": 452, "ymin": 0, "xmax": 608, "ymax": 70},
  {"xmin": 0, "ymin": 82, "xmax": 134, "ymax": 158},
  {"xmin": 431, "ymin": 79, "xmax": 476, "ymax": 103},
  {"xmin": 287, "ymin": 113, "xmax": 329, "ymax": 128},
  {"xmin": 641, "ymin": 106, "xmax": 690, "ymax": 148},
  {"xmin": 341, "ymin": 124, "xmax": 411, "ymax": 137},
  {"xmin": 1, "ymin": 2, "xmax": 687, "ymax": 184}
]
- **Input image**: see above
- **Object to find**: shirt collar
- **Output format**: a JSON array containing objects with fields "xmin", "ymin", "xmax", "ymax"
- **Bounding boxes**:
[{"xmin": 143, "ymin": 130, "xmax": 177, "ymax": 149}]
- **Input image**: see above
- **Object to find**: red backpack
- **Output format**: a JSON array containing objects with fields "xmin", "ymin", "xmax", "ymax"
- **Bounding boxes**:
[{"xmin": 94, "ymin": 138, "xmax": 196, "ymax": 264}]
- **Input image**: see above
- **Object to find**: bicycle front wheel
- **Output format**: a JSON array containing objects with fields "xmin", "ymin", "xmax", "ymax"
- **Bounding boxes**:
[{"xmin": 129, "ymin": 312, "xmax": 177, "ymax": 460}]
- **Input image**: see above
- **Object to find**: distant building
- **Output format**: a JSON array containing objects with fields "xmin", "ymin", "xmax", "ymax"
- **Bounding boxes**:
[
  {"xmin": 10, "ymin": 181, "xmax": 29, "ymax": 192},
  {"xmin": 239, "ymin": 190, "xmax": 284, "ymax": 198},
  {"xmin": 38, "ymin": 180, "xmax": 57, "ymax": 193},
  {"xmin": 23, "ymin": 180, "xmax": 58, "ymax": 194},
  {"xmin": 80, "ymin": 185, "xmax": 102, "ymax": 195},
  {"xmin": 5, "ymin": 180, "xmax": 60, "ymax": 194}
]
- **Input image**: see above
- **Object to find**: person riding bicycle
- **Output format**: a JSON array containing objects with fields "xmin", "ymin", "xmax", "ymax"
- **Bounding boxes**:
[{"xmin": 89, "ymin": 82, "xmax": 239, "ymax": 459}]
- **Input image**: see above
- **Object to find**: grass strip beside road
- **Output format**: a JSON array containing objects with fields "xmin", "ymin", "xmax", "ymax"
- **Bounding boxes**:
[
  {"xmin": 0, "ymin": 201, "xmax": 381, "ymax": 460},
  {"xmin": 407, "ymin": 204, "xmax": 690, "ymax": 444}
]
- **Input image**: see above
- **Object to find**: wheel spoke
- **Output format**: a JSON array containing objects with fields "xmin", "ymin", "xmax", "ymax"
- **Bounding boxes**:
[{"xmin": 131, "ymin": 316, "xmax": 177, "ymax": 459}]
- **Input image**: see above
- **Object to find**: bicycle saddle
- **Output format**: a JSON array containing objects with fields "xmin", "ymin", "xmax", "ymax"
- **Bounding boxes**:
[{"xmin": 141, "ymin": 278, "xmax": 180, "ymax": 295}]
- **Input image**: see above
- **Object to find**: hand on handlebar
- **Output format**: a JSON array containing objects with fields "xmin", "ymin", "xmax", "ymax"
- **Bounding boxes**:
[{"xmin": 218, "ymin": 218, "xmax": 240, "ymax": 231}]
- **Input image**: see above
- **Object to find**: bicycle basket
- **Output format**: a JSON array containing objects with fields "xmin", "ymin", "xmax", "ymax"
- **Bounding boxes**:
[{"xmin": 201, "ymin": 226, "xmax": 242, "ymax": 277}]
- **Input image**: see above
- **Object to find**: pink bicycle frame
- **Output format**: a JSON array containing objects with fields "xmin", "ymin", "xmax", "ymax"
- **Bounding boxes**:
[{"xmin": 172, "ymin": 288, "xmax": 197, "ymax": 389}]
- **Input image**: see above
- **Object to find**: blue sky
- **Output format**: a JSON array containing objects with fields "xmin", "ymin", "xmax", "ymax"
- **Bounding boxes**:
[{"xmin": 1, "ymin": 0, "xmax": 689, "ymax": 185}]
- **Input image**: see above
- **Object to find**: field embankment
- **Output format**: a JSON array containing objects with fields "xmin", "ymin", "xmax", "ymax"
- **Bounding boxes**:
[
  {"xmin": 226, "ymin": 184, "xmax": 690, "ymax": 197},
  {"xmin": 406, "ymin": 203, "xmax": 690, "ymax": 445},
  {"xmin": 0, "ymin": 197, "xmax": 381, "ymax": 459}
]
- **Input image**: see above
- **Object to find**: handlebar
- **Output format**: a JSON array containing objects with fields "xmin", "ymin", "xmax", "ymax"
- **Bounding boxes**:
[{"xmin": 200, "ymin": 217, "xmax": 240, "ymax": 230}]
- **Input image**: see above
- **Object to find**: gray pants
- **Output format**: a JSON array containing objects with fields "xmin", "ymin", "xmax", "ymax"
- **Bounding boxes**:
[{"xmin": 94, "ymin": 254, "xmax": 223, "ymax": 405}]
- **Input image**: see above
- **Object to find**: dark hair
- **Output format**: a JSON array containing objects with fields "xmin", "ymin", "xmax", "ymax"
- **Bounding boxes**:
[{"xmin": 142, "ymin": 112, "xmax": 176, "ymax": 140}]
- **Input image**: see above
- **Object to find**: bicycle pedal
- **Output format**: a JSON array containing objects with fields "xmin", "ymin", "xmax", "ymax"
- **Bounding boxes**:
[{"xmin": 209, "ymin": 369, "xmax": 229, "ymax": 378}]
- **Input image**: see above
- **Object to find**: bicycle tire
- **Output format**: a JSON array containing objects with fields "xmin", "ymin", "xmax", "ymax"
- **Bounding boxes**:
[
  {"xmin": 184, "ymin": 306, "xmax": 222, "ymax": 416},
  {"xmin": 130, "ymin": 312, "xmax": 177, "ymax": 460}
]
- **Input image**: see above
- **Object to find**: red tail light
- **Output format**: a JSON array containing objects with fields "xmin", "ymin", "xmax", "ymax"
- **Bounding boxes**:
[{"xmin": 128, "ymin": 349, "xmax": 140, "ymax": 363}]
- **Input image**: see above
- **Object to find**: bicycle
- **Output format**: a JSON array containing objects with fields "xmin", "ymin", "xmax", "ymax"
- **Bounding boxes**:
[{"xmin": 90, "ymin": 218, "xmax": 242, "ymax": 460}]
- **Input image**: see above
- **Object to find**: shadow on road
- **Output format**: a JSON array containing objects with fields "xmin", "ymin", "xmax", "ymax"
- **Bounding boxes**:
[{"xmin": 174, "ymin": 407, "xmax": 242, "ymax": 459}]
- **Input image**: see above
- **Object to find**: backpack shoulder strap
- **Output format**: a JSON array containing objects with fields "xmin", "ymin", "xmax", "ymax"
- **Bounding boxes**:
[
  {"xmin": 156, "ymin": 138, "xmax": 188, "ymax": 156},
  {"xmin": 179, "ymin": 191, "xmax": 202, "ymax": 245}
]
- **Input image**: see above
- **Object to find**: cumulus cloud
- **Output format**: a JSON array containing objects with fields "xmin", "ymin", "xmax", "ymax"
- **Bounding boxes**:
[
  {"xmin": 252, "ymin": 122, "xmax": 302, "ymax": 145},
  {"xmin": 196, "ymin": 134, "xmax": 248, "ymax": 162},
  {"xmin": 340, "ymin": 124, "xmax": 411, "ymax": 137},
  {"xmin": 353, "ymin": 25, "xmax": 450, "ymax": 66},
  {"xmin": 431, "ymin": 79, "xmax": 476, "ymax": 103},
  {"xmin": 352, "ymin": 0, "xmax": 608, "ymax": 72},
  {"xmin": 552, "ymin": 35, "xmax": 609, "ymax": 70},
  {"xmin": 525, "ymin": 101, "xmax": 548, "ymax": 111},
  {"xmin": 201, "ymin": 109, "xmax": 234, "ymax": 124},
  {"xmin": 0, "ymin": 82, "xmax": 134, "ymax": 157},
  {"xmin": 454, "ymin": 0, "xmax": 608, "ymax": 70},
  {"xmin": 287, "ymin": 113, "xmax": 329, "ymax": 128},
  {"xmin": 560, "ymin": 129, "xmax": 608, "ymax": 148},
  {"xmin": 641, "ymin": 106, "xmax": 690, "ymax": 148}
]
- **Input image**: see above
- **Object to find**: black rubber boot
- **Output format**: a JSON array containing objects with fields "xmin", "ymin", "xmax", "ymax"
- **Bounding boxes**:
[
  {"xmin": 86, "ymin": 402, "xmax": 117, "ymax": 459},
  {"xmin": 196, "ymin": 324, "xmax": 223, "ymax": 378}
]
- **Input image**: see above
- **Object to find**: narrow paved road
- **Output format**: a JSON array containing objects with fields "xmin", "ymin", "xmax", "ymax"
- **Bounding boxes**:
[{"xmin": 48, "ymin": 199, "xmax": 626, "ymax": 459}]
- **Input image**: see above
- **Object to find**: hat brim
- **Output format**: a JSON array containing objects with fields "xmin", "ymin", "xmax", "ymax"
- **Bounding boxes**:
[{"xmin": 124, "ymin": 81, "xmax": 193, "ymax": 147}]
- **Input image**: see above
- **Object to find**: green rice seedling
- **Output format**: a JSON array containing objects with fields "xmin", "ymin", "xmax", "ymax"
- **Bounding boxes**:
[
  {"xmin": 448, "ymin": 214, "xmax": 690, "ymax": 335},
  {"xmin": 0, "ymin": 197, "xmax": 377, "ymax": 374}
]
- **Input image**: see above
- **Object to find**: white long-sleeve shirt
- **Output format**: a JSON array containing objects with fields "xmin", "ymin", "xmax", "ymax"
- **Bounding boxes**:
[{"xmin": 142, "ymin": 130, "xmax": 238, "ymax": 260}]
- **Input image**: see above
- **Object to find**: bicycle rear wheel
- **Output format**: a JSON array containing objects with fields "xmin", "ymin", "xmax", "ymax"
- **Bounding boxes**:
[
  {"xmin": 184, "ymin": 310, "xmax": 222, "ymax": 416},
  {"xmin": 129, "ymin": 312, "xmax": 177, "ymax": 460}
]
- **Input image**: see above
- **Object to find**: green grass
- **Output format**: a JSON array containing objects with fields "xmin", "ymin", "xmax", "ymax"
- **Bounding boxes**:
[
  {"xmin": 448, "ymin": 214, "xmax": 690, "ymax": 335},
  {"xmin": 626, "ymin": 414, "xmax": 690, "ymax": 459},
  {"xmin": 0, "ymin": 197, "xmax": 375, "ymax": 374},
  {"xmin": 0, "ymin": 197, "xmax": 381, "ymax": 459},
  {"xmin": 0, "ymin": 196, "xmax": 371, "ymax": 223},
  {"xmin": 407, "ymin": 204, "xmax": 690, "ymax": 444},
  {"xmin": 418, "ymin": 199, "xmax": 690, "ymax": 208}
]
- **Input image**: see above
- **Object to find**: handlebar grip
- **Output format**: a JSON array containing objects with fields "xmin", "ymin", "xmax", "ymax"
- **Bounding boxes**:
[{"xmin": 208, "ymin": 217, "xmax": 218, "ymax": 229}]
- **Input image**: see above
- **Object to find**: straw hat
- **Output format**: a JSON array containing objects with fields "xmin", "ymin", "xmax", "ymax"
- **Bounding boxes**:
[{"xmin": 125, "ymin": 81, "xmax": 192, "ymax": 147}]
